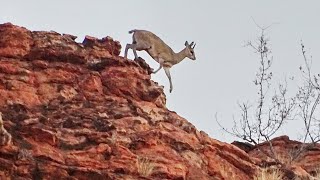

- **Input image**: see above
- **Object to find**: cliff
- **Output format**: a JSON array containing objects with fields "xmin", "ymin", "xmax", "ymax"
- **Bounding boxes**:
[
  {"xmin": 0, "ymin": 23, "xmax": 258, "ymax": 180},
  {"xmin": 0, "ymin": 23, "xmax": 319, "ymax": 180}
]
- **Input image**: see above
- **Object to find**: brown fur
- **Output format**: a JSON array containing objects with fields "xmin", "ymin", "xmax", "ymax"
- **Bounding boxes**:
[{"xmin": 124, "ymin": 29, "xmax": 196, "ymax": 92}]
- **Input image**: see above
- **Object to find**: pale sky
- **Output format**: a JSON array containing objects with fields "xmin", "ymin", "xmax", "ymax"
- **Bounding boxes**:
[{"xmin": 1, "ymin": 1, "xmax": 319, "ymax": 142}]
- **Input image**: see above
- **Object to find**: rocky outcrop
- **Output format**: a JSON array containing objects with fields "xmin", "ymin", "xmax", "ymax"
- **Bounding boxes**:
[
  {"xmin": 0, "ymin": 23, "xmax": 259, "ymax": 180},
  {"xmin": 240, "ymin": 136, "xmax": 320, "ymax": 179}
]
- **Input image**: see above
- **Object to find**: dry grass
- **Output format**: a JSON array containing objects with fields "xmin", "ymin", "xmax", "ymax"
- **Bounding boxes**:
[
  {"xmin": 313, "ymin": 167, "xmax": 320, "ymax": 180},
  {"xmin": 137, "ymin": 156, "xmax": 155, "ymax": 177},
  {"xmin": 254, "ymin": 168, "xmax": 284, "ymax": 180},
  {"xmin": 276, "ymin": 152, "xmax": 293, "ymax": 166}
]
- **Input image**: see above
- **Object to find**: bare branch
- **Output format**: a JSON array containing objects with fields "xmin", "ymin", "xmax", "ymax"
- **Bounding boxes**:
[{"xmin": 218, "ymin": 27, "xmax": 296, "ymax": 162}]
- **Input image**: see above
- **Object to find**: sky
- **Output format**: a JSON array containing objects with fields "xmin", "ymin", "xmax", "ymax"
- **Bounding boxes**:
[{"xmin": 1, "ymin": 1, "xmax": 319, "ymax": 142}]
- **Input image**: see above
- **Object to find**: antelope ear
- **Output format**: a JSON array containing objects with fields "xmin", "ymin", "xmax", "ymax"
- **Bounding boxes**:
[{"xmin": 185, "ymin": 41, "xmax": 189, "ymax": 46}]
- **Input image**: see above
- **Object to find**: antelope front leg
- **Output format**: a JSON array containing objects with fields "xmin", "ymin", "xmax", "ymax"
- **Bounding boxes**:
[{"xmin": 164, "ymin": 67, "xmax": 173, "ymax": 93}]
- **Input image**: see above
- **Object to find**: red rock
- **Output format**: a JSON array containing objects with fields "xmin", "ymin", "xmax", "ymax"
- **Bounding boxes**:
[
  {"xmin": 83, "ymin": 35, "xmax": 121, "ymax": 57},
  {"xmin": 2, "ymin": 23, "xmax": 318, "ymax": 180},
  {"xmin": 79, "ymin": 73, "xmax": 103, "ymax": 94},
  {"xmin": 0, "ymin": 23, "xmax": 33, "ymax": 58}
]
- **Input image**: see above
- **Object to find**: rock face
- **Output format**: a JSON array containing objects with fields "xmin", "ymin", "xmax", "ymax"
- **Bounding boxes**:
[{"xmin": 0, "ymin": 23, "xmax": 259, "ymax": 180}]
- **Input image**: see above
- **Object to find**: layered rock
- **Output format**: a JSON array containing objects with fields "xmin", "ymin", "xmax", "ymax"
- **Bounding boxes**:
[{"xmin": 0, "ymin": 23, "xmax": 258, "ymax": 180}]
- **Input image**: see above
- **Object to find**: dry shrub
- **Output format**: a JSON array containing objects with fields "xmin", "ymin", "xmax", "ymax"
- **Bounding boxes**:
[
  {"xmin": 254, "ymin": 168, "xmax": 284, "ymax": 180},
  {"xmin": 137, "ymin": 156, "xmax": 155, "ymax": 177}
]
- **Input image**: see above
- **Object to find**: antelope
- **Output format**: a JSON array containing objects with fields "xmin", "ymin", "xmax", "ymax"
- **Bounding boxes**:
[{"xmin": 124, "ymin": 29, "xmax": 196, "ymax": 93}]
